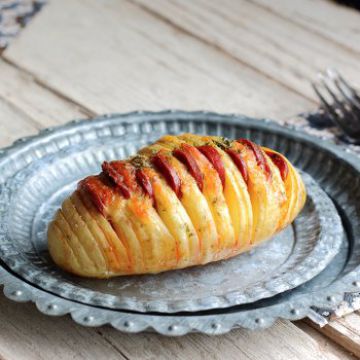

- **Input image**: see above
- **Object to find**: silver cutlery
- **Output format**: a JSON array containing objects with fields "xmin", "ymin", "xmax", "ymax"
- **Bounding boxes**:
[{"xmin": 312, "ymin": 68, "xmax": 360, "ymax": 142}]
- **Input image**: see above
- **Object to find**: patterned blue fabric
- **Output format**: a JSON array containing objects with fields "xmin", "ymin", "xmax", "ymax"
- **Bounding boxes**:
[{"xmin": 0, "ymin": 0, "xmax": 46, "ymax": 49}]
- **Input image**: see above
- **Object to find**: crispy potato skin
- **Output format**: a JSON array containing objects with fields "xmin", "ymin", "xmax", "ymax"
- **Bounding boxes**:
[{"xmin": 48, "ymin": 134, "xmax": 306, "ymax": 278}]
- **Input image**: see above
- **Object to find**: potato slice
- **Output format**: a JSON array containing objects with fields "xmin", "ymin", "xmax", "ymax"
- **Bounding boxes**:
[
  {"xmin": 79, "ymin": 191, "xmax": 130, "ymax": 273},
  {"xmin": 177, "ymin": 134, "xmax": 235, "ymax": 255},
  {"xmin": 145, "ymin": 167, "xmax": 198, "ymax": 268},
  {"xmin": 55, "ymin": 210, "xmax": 100, "ymax": 276},
  {"xmin": 125, "ymin": 195, "xmax": 178, "ymax": 272},
  {"xmin": 218, "ymin": 149, "xmax": 253, "ymax": 249},
  {"xmin": 48, "ymin": 221, "xmax": 82, "ymax": 274},
  {"xmin": 62, "ymin": 198, "xmax": 107, "ymax": 274},
  {"xmin": 142, "ymin": 140, "xmax": 218, "ymax": 264}
]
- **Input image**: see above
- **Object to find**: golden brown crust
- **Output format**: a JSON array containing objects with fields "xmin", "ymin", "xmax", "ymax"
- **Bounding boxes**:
[{"xmin": 48, "ymin": 134, "xmax": 306, "ymax": 278}]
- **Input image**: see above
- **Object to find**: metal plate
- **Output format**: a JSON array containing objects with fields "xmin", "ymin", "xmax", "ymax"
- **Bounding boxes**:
[
  {"xmin": 0, "ymin": 111, "xmax": 359, "ymax": 334},
  {"xmin": 0, "ymin": 115, "xmax": 343, "ymax": 313}
]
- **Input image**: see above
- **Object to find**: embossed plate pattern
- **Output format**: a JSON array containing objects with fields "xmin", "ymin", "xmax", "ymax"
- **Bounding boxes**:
[
  {"xmin": 0, "ymin": 111, "xmax": 359, "ymax": 334},
  {"xmin": 0, "ymin": 116, "xmax": 343, "ymax": 313}
]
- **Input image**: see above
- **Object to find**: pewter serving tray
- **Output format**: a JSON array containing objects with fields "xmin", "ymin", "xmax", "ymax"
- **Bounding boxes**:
[
  {"xmin": 0, "ymin": 158, "xmax": 341, "ymax": 312},
  {"xmin": 0, "ymin": 114, "xmax": 342, "ymax": 313},
  {"xmin": 0, "ymin": 111, "xmax": 359, "ymax": 334}
]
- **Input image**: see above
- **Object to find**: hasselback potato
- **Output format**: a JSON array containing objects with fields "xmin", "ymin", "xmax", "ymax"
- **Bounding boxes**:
[{"xmin": 48, "ymin": 134, "xmax": 306, "ymax": 278}]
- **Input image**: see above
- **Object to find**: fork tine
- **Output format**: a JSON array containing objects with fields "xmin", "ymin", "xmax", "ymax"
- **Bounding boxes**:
[
  {"xmin": 313, "ymin": 70, "xmax": 360, "ymax": 140},
  {"xmin": 320, "ymin": 73, "xmax": 360, "ymax": 122},
  {"xmin": 311, "ymin": 81, "xmax": 355, "ymax": 135},
  {"xmin": 318, "ymin": 74, "xmax": 352, "ymax": 119},
  {"xmin": 311, "ymin": 82, "xmax": 337, "ymax": 118},
  {"xmin": 319, "ymin": 73, "xmax": 344, "ymax": 107},
  {"xmin": 325, "ymin": 70, "xmax": 360, "ymax": 131},
  {"xmin": 335, "ymin": 80, "xmax": 360, "ymax": 125},
  {"xmin": 328, "ymin": 68, "xmax": 360, "ymax": 102},
  {"xmin": 327, "ymin": 69, "xmax": 360, "ymax": 111},
  {"xmin": 316, "ymin": 72, "xmax": 360, "ymax": 135}
]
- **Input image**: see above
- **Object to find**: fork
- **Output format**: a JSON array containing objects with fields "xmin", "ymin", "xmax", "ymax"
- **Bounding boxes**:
[{"xmin": 312, "ymin": 68, "xmax": 360, "ymax": 142}]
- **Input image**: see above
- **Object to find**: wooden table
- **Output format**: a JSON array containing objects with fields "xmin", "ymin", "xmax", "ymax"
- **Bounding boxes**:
[{"xmin": 0, "ymin": 0, "xmax": 360, "ymax": 358}]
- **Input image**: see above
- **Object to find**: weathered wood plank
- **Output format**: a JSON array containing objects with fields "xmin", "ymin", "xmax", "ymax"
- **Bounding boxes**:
[
  {"xmin": 0, "ymin": 295, "xmax": 127, "ymax": 360},
  {"xmin": 305, "ymin": 314, "xmax": 360, "ymax": 359},
  {"xmin": 99, "ymin": 319, "xmax": 354, "ymax": 360},
  {"xmin": 250, "ymin": 0, "xmax": 360, "ymax": 55},
  {"xmin": 130, "ymin": 0, "xmax": 360, "ymax": 98},
  {"xmin": 0, "ymin": 97, "xmax": 41, "ymax": 148},
  {"xmin": 0, "ymin": 293, "xmax": 354, "ymax": 360},
  {"xmin": 3, "ymin": 0, "xmax": 312, "ymax": 120},
  {"xmin": 0, "ymin": 59, "xmax": 90, "ymax": 128}
]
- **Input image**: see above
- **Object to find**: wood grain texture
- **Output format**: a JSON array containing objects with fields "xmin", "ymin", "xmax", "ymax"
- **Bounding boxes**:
[
  {"xmin": 0, "ymin": 295, "xmax": 128, "ymax": 360},
  {"xmin": 0, "ymin": 97, "xmax": 40, "ymax": 147},
  {"xmin": 3, "ymin": 0, "xmax": 312, "ymax": 120},
  {"xmin": 305, "ymin": 313, "xmax": 360, "ymax": 359},
  {"xmin": 296, "ymin": 321, "xmax": 357, "ymax": 359},
  {"xmin": 0, "ymin": 59, "xmax": 90, "ymax": 128},
  {"xmin": 101, "ymin": 320, "xmax": 356, "ymax": 360},
  {"xmin": 0, "ymin": 294, "xmax": 354, "ymax": 360},
  {"xmin": 250, "ymin": 0, "xmax": 360, "ymax": 55},
  {"xmin": 131, "ymin": 0, "xmax": 360, "ymax": 98}
]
